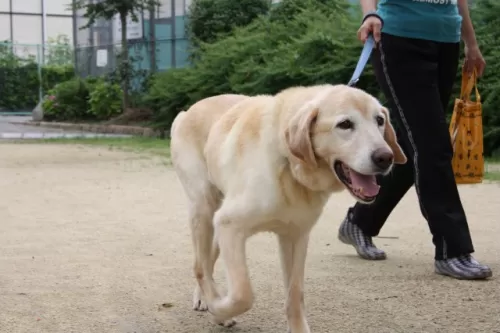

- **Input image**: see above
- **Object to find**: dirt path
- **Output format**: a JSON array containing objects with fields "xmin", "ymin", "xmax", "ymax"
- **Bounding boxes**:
[{"xmin": 0, "ymin": 144, "xmax": 499, "ymax": 333}]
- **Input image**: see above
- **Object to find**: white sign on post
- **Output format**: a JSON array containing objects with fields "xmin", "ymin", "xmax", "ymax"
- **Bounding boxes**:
[
  {"xmin": 96, "ymin": 49, "xmax": 108, "ymax": 67},
  {"xmin": 113, "ymin": 13, "xmax": 144, "ymax": 43}
]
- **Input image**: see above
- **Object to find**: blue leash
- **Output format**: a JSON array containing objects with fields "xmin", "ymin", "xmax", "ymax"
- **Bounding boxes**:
[{"xmin": 347, "ymin": 35, "xmax": 375, "ymax": 87}]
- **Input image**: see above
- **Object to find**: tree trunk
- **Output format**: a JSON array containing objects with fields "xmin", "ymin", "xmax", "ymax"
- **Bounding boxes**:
[
  {"xmin": 120, "ymin": 12, "xmax": 129, "ymax": 111},
  {"xmin": 149, "ymin": 6, "xmax": 157, "ymax": 74}
]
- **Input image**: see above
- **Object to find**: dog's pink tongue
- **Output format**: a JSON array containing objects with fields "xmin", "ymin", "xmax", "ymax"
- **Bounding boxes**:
[{"xmin": 350, "ymin": 171, "xmax": 380, "ymax": 197}]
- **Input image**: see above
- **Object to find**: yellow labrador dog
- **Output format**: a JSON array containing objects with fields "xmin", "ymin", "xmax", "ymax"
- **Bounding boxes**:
[{"xmin": 170, "ymin": 84, "xmax": 407, "ymax": 332}]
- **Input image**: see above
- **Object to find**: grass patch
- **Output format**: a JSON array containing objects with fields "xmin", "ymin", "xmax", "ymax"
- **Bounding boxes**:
[
  {"xmin": 486, "ymin": 157, "xmax": 500, "ymax": 163},
  {"xmin": 484, "ymin": 161, "xmax": 500, "ymax": 181},
  {"xmin": 484, "ymin": 169, "xmax": 500, "ymax": 181},
  {"xmin": 484, "ymin": 172, "xmax": 500, "ymax": 181},
  {"xmin": 7, "ymin": 136, "xmax": 171, "ymax": 159}
]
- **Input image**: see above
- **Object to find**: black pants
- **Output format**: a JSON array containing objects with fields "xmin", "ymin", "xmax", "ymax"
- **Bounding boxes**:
[{"xmin": 351, "ymin": 33, "xmax": 474, "ymax": 260}]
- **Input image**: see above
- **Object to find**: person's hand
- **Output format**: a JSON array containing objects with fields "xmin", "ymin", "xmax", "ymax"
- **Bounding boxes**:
[
  {"xmin": 464, "ymin": 44, "xmax": 486, "ymax": 77},
  {"xmin": 357, "ymin": 16, "xmax": 382, "ymax": 44}
]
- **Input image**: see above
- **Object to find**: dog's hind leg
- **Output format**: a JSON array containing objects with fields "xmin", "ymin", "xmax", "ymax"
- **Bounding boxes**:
[
  {"xmin": 171, "ymin": 150, "xmax": 222, "ymax": 314},
  {"xmin": 205, "ymin": 205, "xmax": 254, "ymax": 325},
  {"xmin": 193, "ymin": 235, "xmax": 221, "ymax": 310},
  {"xmin": 189, "ymin": 198, "xmax": 218, "ymax": 312},
  {"xmin": 189, "ymin": 193, "xmax": 238, "ymax": 327}
]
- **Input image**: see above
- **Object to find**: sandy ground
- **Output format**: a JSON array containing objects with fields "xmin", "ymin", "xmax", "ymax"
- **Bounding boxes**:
[{"xmin": 0, "ymin": 143, "xmax": 499, "ymax": 333}]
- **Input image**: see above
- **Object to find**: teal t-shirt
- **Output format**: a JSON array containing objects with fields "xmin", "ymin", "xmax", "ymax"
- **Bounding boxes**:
[{"xmin": 377, "ymin": 0, "xmax": 463, "ymax": 43}]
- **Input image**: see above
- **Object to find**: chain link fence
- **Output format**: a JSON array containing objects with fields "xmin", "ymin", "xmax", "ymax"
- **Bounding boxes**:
[{"xmin": 74, "ymin": 37, "xmax": 189, "ymax": 91}]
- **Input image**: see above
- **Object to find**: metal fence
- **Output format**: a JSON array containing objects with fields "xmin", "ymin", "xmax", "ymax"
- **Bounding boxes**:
[
  {"xmin": 74, "ymin": 37, "xmax": 189, "ymax": 79},
  {"xmin": 0, "ymin": 41, "xmax": 74, "ymax": 67}
]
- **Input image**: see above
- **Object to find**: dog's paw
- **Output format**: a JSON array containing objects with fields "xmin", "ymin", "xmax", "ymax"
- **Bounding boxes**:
[
  {"xmin": 192, "ymin": 285, "xmax": 208, "ymax": 311},
  {"xmin": 211, "ymin": 317, "xmax": 237, "ymax": 327},
  {"xmin": 287, "ymin": 325, "xmax": 311, "ymax": 333},
  {"xmin": 219, "ymin": 319, "xmax": 237, "ymax": 327},
  {"xmin": 192, "ymin": 287, "xmax": 208, "ymax": 311},
  {"xmin": 192, "ymin": 298, "xmax": 208, "ymax": 311}
]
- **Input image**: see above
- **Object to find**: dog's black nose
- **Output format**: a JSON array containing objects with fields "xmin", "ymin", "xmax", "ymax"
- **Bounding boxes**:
[{"xmin": 371, "ymin": 148, "xmax": 394, "ymax": 170}]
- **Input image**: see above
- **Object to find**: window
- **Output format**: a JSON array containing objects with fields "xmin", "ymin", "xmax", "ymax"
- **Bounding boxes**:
[
  {"xmin": 174, "ymin": 0, "xmax": 184, "ymax": 16},
  {"xmin": 12, "ymin": 0, "xmax": 42, "ymax": 14},
  {"xmin": 45, "ymin": 0, "xmax": 72, "ymax": 15},
  {"xmin": 0, "ymin": 14, "xmax": 11, "ymax": 42},
  {"xmin": 157, "ymin": 0, "xmax": 172, "ymax": 18},
  {"xmin": 12, "ymin": 14, "xmax": 42, "ymax": 45},
  {"xmin": 46, "ymin": 16, "xmax": 73, "ymax": 44},
  {"xmin": 0, "ymin": 0, "xmax": 10, "ymax": 12}
]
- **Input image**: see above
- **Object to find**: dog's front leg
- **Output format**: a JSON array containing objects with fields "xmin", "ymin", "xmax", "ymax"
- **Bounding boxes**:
[{"xmin": 279, "ymin": 232, "xmax": 311, "ymax": 333}]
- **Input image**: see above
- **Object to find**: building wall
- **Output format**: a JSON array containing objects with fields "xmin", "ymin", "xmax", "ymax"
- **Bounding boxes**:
[{"xmin": 0, "ymin": 0, "xmax": 74, "ymax": 46}]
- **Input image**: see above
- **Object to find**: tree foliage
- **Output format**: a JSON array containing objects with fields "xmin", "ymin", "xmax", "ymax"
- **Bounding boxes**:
[
  {"xmin": 469, "ymin": 0, "xmax": 500, "ymax": 155},
  {"xmin": 45, "ymin": 34, "xmax": 73, "ymax": 66},
  {"xmin": 73, "ymin": 0, "xmax": 159, "ymax": 28},
  {"xmin": 73, "ymin": 0, "xmax": 160, "ymax": 110},
  {"xmin": 187, "ymin": 0, "xmax": 270, "ymax": 51}
]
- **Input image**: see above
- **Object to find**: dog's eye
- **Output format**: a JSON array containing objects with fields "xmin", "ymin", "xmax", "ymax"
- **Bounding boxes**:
[
  {"xmin": 375, "ymin": 115, "xmax": 385, "ymax": 126},
  {"xmin": 336, "ymin": 120, "xmax": 354, "ymax": 130}
]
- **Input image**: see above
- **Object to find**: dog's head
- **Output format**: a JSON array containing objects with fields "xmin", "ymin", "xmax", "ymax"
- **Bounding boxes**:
[{"xmin": 284, "ymin": 85, "xmax": 407, "ymax": 203}]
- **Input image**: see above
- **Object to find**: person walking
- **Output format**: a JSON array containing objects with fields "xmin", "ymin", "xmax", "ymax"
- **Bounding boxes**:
[{"xmin": 338, "ymin": 0, "xmax": 492, "ymax": 280}]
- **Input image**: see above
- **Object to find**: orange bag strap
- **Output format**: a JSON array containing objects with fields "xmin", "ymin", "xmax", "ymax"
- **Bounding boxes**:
[{"xmin": 460, "ymin": 65, "xmax": 481, "ymax": 103}]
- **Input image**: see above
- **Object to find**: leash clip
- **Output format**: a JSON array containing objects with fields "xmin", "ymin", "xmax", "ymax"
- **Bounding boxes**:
[{"xmin": 347, "ymin": 34, "xmax": 375, "ymax": 87}]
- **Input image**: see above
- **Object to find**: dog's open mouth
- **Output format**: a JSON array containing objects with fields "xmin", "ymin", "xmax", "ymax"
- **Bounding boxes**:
[{"xmin": 334, "ymin": 161, "xmax": 380, "ymax": 202}]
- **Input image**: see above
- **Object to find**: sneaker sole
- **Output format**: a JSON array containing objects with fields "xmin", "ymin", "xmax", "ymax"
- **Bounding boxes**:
[{"xmin": 435, "ymin": 268, "xmax": 493, "ymax": 280}]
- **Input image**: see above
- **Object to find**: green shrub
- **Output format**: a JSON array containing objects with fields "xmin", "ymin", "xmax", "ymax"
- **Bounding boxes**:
[
  {"xmin": 41, "ymin": 76, "xmax": 125, "ymax": 122},
  {"xmin": 43, "ymin": 78, "xmax": 91, "ymax": 121},
  {"xmin": 42, "ymin": 65, "xmax": 75, "ymax": 93},
  {"xmin": 41, "ymin": 94, "xmax": 58, "ymax": 116},
  {"xmin": 0, "ymin": 59, "xmax": 74, "ymax": 111},
  {"xmin": 471, "ymin": 0, "xmax": 500, "ymax": 156},
  {"xmin": 145, "ymin": 67, "xmax": 199, "ymax": 129},
  {"xmin": 187, "ymin": 0, "xmax": 270, "ymax": 49},
  {"xmin": 89, "ymin": 80, "xmax": 123, "ymax": 120},
  {"xmin": 0, "ymin": 63, "xmax": 39, "ymax": 110}
]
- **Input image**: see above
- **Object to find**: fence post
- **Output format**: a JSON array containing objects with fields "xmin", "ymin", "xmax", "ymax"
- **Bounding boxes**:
[{"xmin": 37, "ymin": 44, "xmax": 43, "ymax": 104}]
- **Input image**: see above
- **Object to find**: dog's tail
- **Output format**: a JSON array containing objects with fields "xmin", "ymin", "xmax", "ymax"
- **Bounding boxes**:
[{"xmin": 170, "ymin": 110, "xmax": 186, "ymax": 136}]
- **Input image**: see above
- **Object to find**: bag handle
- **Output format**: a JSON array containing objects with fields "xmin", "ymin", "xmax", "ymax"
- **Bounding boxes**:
[{"xmin": 460, "ymin": 65, "xmax": 481, "ymax": 103}]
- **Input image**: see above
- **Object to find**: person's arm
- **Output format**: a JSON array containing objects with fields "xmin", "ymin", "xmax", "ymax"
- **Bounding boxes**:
[
  {"xmin": 457, "ymin": 0, "xmax": 478, "ymax": 48},
  {"xmin": 360, "ymin": 0, "xmax": 378, "ymax": 15}
]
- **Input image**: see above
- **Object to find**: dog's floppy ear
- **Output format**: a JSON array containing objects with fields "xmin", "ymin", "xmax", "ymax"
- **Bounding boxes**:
[
  {"xmin": 285, "ymin": 104, "xmax": 319, "ymax": 167},
  {"xmin": 381, "ymin": 107, "xmax": 407, "ymax": 164}
]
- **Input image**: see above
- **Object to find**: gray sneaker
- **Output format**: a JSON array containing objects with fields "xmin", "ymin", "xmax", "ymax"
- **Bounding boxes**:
[
  {"xmin": 435, "ymin": 254, "xmax": 492, "ymax": 280},
  {"xmin": 338, "ymin": 208, "xmax": 387, "ymax": 260}
]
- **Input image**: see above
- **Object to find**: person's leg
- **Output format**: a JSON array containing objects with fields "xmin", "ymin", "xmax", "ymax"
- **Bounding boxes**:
[
  {"xmin": 339, "ymin": 33, "xmax": 491, "ymax": 279},
  {"xmin": 431, "ymin": 41, "xmax": 491, "ymax": 278},
  {"xmin": 338, "ymin": 36, "xmax": 421, "ymax": 260}
]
